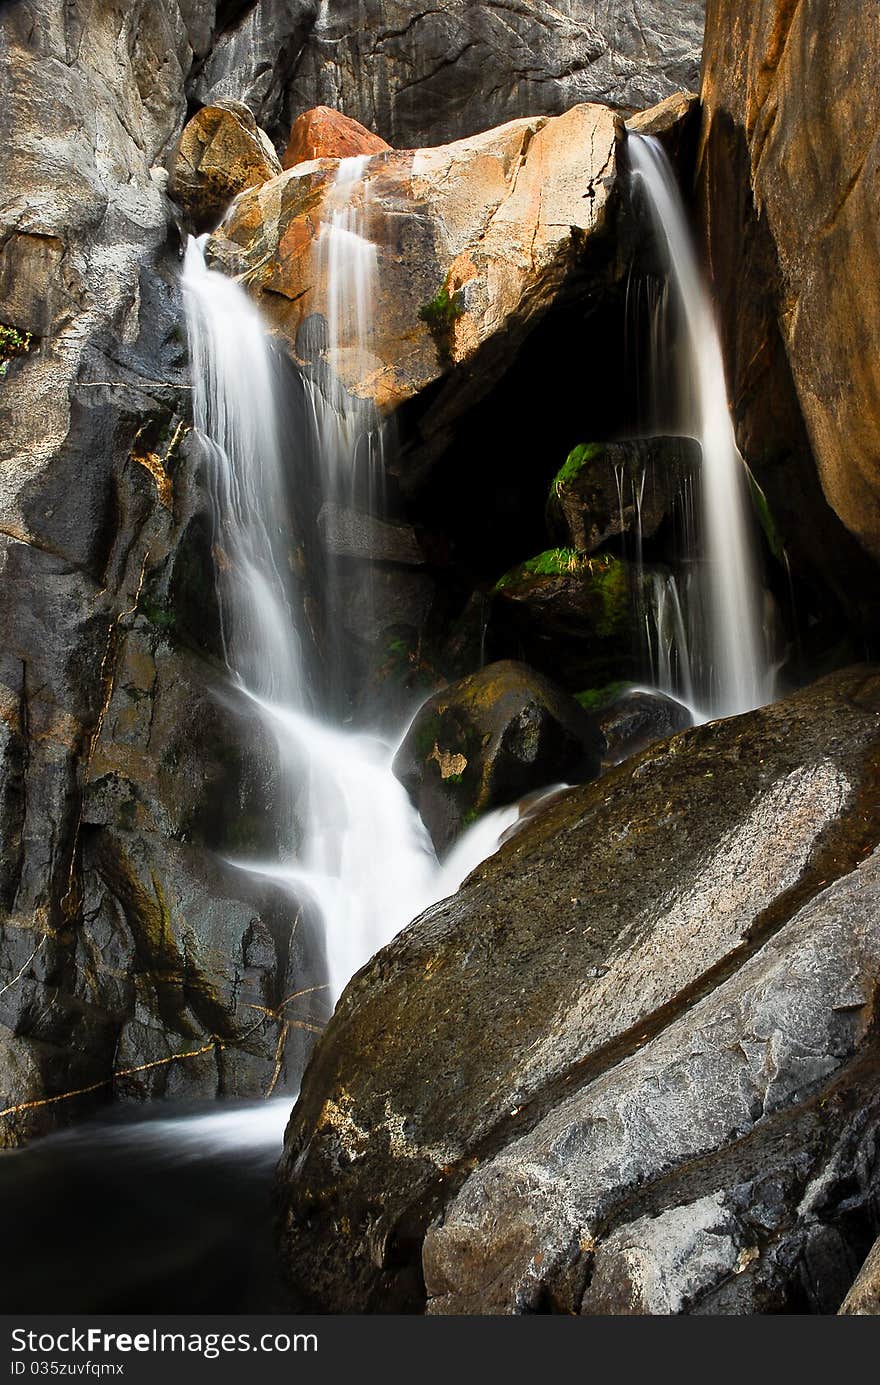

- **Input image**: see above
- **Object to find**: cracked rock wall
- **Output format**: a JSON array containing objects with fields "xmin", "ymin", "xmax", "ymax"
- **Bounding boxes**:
[{"xmin": 284, "ymin": 1, "xmax": 707, "ymax": 148}]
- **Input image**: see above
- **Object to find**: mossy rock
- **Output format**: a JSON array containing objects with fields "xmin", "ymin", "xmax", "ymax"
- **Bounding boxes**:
[
  {"xmin": 392, "ymin": 659, "xmax": 603, "ymax": 853},
  {"xmin": 490, "ymin": 551, "xmax": 646, "ymax": 689},
  {"xmin": 546, "ymin": 436, "xmax": 700, "ymax": 554}
]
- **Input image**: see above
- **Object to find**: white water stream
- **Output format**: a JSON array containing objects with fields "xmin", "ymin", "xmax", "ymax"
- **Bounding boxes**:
[
  {"xmin": 182, "ymin": 212, "xmax": 517, "ymax": 1012},
  {"xmin": 629, "ymin": 135, "xmax": 773, "ymax": 719}
]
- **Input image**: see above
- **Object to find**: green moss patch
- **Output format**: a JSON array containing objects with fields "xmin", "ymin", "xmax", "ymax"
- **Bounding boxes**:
[
  {"xmin": 575, "ymin": 681, "xmax": 630, "ymax": 712},
  {"xmin": 494, "ymin": 547, "xmax": 614, "ymax": 592},
  {"xmin": 419, "ymin": 281, "xmax": 465, "ymax": 362},
  {"xmin": 551, "ymin": 442, "xmax": 605, "ymax": 497},
  {"xmin": 747, "ymin": 470, "xmax": 784, "ymax": 562}
]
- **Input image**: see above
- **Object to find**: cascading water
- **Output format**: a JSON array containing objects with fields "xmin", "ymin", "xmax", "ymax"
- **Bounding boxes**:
[
  {"xmin": 182, "ymin": 196, "xmax": 518, "ymax": 1012},
  {"xmin": 629, "ymin": 134, "xmax": 773, "ymax": 719},
  {"xmin": 183, "ymin": 237, "xmax": 306, "ymax": 708},
  {"xmin": 303, "ymin": 156, "xmax": 387, "ymax": 704}
]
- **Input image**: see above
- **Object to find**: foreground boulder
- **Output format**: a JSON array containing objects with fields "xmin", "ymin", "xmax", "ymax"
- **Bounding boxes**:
[
  {"xmin": 170, "ymin": 101, "xmax": 282, "ymax": 230},
  {"xmin": 278, "ymin": 668, "xmax": 880, "ymax": 1312},
  {"xmin": 208, "ymin": 103, "xmax": 622, "ymax": 419},
  {"xmin": 840, "ymin": 1238, "xmax": 880, "ymax": 1315},
  {"xmin": 393, "ymin": 661, "xmax": 603, "ymax": 853}
]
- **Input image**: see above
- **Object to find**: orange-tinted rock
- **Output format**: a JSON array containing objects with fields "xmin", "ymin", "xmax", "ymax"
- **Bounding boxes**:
[
  {"xmin": 209, "ymin": 104, "xmax": 623, "ymax": 419},
  {"xmin": 170, "ymin": 101, "xmax": 281, "ymax": 231},
  {"xmin": 282, "ymin": 106, "xmax": 392, "ymax": 170}
]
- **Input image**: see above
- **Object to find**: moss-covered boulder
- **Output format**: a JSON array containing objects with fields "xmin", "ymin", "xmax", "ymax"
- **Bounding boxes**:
[
  {"xmin": 392, "ymin": 660, "xmax": 603, "ymax": 853},
  {"xmin": 490, "ymin": 551, "xmax": 646, "ymax": 689},
  {"xmin": 547, "ymin": 437, "xmax": 699, "ymax": 554}
]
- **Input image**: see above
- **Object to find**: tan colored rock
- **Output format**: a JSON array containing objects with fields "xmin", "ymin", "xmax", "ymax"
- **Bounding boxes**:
[
  {"xmin": 170, "ymin": 100, "xmax": 281, "ymax": 230},
  {"xmin": 282, "ymin": 105, "xmax": 391, "ymax": 169},
  {"xmin": 840, "ymin": 1237, "xmax": 880, "ymax": 1314},
  {"xmin": 699, "ymin": 0, "xmax": 880, "ymax": 562},
  {"xmin": 209, "ymin": 104, "xmax": 622, "ymax": 416},
  {"xmin": 626, "ymin": 90, "xmax": 698, "ymax": 138}
]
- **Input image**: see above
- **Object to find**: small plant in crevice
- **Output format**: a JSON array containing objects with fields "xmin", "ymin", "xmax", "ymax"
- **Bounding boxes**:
[
  {"xmin": 418, "ymin": 282, "xmax": 465, "ymax": 362},
  {"xmin": 138, "ymin": 594, "xmax": 176, "ymax": 634},
  {"xmin": 0, "ymin": 322, "xmax": 34, "ymax": 377}
]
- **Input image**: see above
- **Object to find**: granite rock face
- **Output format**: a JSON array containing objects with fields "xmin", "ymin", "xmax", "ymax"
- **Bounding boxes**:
[
  {"xmin": 190, "ymin": 0, "xmax": 318, "ymax": 134},
  {"xmin": 698, "ymin": 0, "xmax": 880, "ymax": 625},
  {"xmin": 0, "ymin": 1, "xmax": 322, "ymax": 1144},
  {"xmin": 284, "ymin": 1, "xmax": 707, "ymax": 148},
  {"xmin": 277, "ymin": 669, "xmax": 880, "ymax": 1312}
]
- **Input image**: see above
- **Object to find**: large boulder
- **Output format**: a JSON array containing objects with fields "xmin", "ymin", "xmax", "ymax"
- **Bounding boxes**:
[
  {"xmin": 698, "ymin": 0, "xmax": 880, "ymax": 624},
  {"xmin": 277, "ymin": 668, "xmax": 880, "ymax": 1312},
  {"xmin": 169, "ymin": 100, "xmax": 281, "ymax": 230},
  {"xmin": 208, "ymin": 103, "xmax": 623, "ymax": 420},
  {"xmin": 283, "ymin": 2, "xmax": 706, "ymax": 148},
  {"xmin": 392, "ymin": 660, "xmax": 603, "ymax": 853},
  {"xmin": 282, "ymin": 105, "xmax": 391, "ymax": 169}
]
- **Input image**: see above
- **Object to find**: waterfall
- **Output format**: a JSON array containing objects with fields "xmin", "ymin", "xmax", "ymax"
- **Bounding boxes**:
[
  {"xmin": 304, "ymin": 156, "xmax": 387, "ymax": 704},
  {"xmin": 629, "ymin": 134, "xmax": 773, "ymax": 719},
  {"xmin": 182, "ymin": 216, "xmax": 517, "ymax": 1010},
  {"xmin": 182, "ymin": 237, "xmax": 306, "ymax": 708}
]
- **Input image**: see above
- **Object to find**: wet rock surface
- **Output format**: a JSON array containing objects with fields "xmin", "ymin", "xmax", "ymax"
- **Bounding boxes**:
[
  {"xmin": 278, "ymin": 669, "xmax": 880, "ymax": 1312},
  {"xmin": 597, "ymin": 688, "xmax": 693, "ymax": 768},
  {"xmin": 546, "ymin": 437, "xmax": 699, "ymax": 555},
  {"xmin": 393, "ymin": 660, "xmax": 603, "ymax": 853}
]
